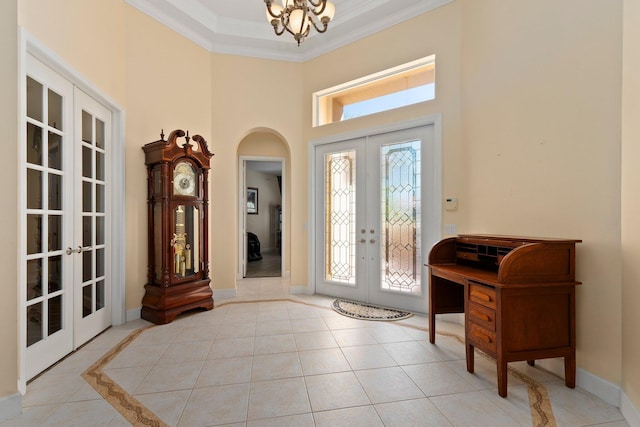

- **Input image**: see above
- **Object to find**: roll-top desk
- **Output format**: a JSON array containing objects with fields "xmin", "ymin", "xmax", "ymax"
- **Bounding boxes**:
[{"xmin": 428, "ymin": 234, "xmax": 581, "ymax": 397}]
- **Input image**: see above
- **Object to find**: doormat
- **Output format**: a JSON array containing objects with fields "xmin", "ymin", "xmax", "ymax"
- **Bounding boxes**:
[{"xmin": 332, "ymin": 299, "xmax": 413, "ymax": 321}]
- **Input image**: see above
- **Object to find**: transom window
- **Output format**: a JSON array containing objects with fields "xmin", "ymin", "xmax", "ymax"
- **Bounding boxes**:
[{"xmin": 313, "ymin": 55, "xmax": 435, "ymax": 127}]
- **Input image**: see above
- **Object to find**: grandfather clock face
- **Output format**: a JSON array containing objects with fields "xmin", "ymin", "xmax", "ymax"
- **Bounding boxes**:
[{"xmin": 173, "ymin": 161, "xmax": 197, "ymax": 197}]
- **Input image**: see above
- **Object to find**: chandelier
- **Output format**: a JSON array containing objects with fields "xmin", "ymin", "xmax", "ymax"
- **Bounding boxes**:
[{"xmin": 265, "ymin": 0, "xmax": 336, "ymax": 46}]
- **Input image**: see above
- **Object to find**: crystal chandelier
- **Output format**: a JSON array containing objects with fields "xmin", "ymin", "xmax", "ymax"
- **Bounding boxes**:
[{"xmin": 265, "ymin": 0, "xmax": 336, "ymax": 46}]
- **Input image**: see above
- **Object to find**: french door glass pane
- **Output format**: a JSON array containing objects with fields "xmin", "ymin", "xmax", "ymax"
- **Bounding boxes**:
[
  {"xmin": 27, "ymin": 302, "xmax": 43, "ymax": 346},
  {"xmin": 48, "ymin": 216, "xmax": 62, "ymax": 251},
  {"xmin": 82, "ymin": 146, "xmax": 92, "ymax": 178},
  {"xmin": 27, "ymin": 215, "xmax": 42, "ymax": 254},
  {"xmin": 82, "ymin": 285, "xmax": 92, "ymax": 317},
  {"xmin": 96, "ymin": 184, "xmax": 105, "ymax": 213},
  {"xmin": 96, "ymin": 119, "xmax": 105, "ymax": 149},
  {"xmin": 96, "ymin": 216, "xmax": 105, "ymax": 245},
  {"xmin": 48, "ymin": 132, "xmax": 62, "ymax": 170},
  {"xmin": 48, "ymin": 174, "xmax": 62, "ymax": 210},
  {"xmin": 83, "ymin": 216, "xmax": 92, "ymax": 246},
  {"xmin": 27, "ymin": 169, "xmax": 42, "ymax": 209},
  {"xmin": 96, "ymin": 280, "xmax": 105, "ymax": 311},
  {"xmin": 26, "ymin": 123, "xmax": 42, "ymax": 165},
  {"xmin": 26, "ymin": 259, "xmax": 42, "ymax": 300},
  {"xmin": 26, "ymin": 77, "xmax": 43, "ymax": 122},
  {"xmin": 83, "ymin": 250, "xmax": 92, "ymax": 282},
  {"xmin": 324, "ymin": 150, "xmax": 356, "ymax": 284},
  {"xmin": 48, "ymin": 256, "xmax": 62, "ymax": 292},
  {"xmin": 380, "ymin": 140, "xmax": 422, "ymax": 295},
  {"xmin": 48, "ymin": 89, "xmax": 63, "ymax": 130},
  {"xmin": 48, "ymin": 295, "xmax": 62, "ymax": 335},
  {"xmin": 83, "ymin": 182, "xmax": 92, "ymax": 212}
]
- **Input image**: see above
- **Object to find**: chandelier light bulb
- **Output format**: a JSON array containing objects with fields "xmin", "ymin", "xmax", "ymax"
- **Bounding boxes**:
[{"xmin": 264, "ymin": 0, "xmax": 336, "ymax": 46}]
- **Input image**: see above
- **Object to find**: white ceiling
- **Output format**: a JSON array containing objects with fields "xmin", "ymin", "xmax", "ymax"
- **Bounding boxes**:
[{"xmin": 125, "ymin": 0, "xmax": 452, "ymax": 62}]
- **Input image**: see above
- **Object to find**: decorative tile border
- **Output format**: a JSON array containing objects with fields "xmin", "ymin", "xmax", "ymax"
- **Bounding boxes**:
[
  {"xmin": 82, "ymin": 298, "xmax": 556, "ymax": 427},
  {"xmin": 82, "ymin": 325, "xmax": 167, "ymax": 427}
]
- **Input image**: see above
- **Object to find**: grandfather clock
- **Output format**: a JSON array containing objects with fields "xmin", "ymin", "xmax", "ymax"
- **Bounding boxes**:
[{"xmin": 141, "ymin": 129, "xmax": 214, "ymax": 324}]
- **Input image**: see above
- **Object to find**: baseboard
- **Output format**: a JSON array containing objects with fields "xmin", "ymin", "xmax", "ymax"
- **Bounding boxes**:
[
  {"xmin": 621, "ymin": 391, "xmax": 640, "ymax": 427},
  {"xmin": 535, "ymin": 358, "xmax": 622, "ymax": 409},
  {"xmin": 0, "ymin": 393, "xmax": 22, "ymax": 422},
  {"xmin": 289, "ymin": 285, "xmax": 310, "ymax": 295},
  {"xmin": 212, "ymin": 288, "xmax": 237, "ymax": 300},
  {"xmin": 126, "ymin": 307, "xmax": 141, "ymax": 322}
]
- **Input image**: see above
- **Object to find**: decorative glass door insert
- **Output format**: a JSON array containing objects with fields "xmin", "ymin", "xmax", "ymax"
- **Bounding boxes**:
[{"xmin": 315, "ymin": 125, "xmax": 436, "ymax": 313}]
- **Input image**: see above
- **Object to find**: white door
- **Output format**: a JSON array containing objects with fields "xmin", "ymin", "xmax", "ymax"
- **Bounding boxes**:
[
  {"xmin": 74, "ymin": 89, "xmax": 112, "ymax": 345},
  {"xmin": 315, "ymin": 125, "xmax": 437, "ymax": 313},
  {"xmin": 23, "ymin": 55, "xmax": 112, "ymax": 380}
]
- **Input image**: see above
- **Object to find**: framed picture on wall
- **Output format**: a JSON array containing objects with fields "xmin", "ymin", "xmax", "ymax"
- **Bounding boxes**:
[{"xmin": 247, "ymin": 187, "xmax": 258, "ymax": 214}]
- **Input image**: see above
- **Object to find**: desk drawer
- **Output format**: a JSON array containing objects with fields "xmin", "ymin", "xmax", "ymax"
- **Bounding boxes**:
[
  {"xmin": 468, "ymin": 302, "xmax": 496, "ymax": 332},
  {"xmin": 468, "ymin": 322, "xmax": 497, "ymax": 355},
  {"xmin": 469, "ymin": 282, "xmax": 496, "ymax": 310}
]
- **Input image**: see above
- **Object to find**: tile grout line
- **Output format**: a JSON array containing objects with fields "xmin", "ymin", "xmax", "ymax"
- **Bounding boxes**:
[{"xmin": 80, "ymin": 297, "xmax": 557, "ymax": 427}]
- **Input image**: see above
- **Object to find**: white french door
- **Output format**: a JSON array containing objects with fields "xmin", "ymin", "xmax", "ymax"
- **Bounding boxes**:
[
  {"xmin": 314, "ymin": 125, "xmax": 438, "ymax": 313},
  {"xmin": 23, "ymin": 55, "xmax": 112, "ymax": 380}
]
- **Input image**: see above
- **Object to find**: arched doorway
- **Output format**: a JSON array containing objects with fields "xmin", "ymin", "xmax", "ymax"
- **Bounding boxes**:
[{"xmin": 237, "ymin": 130, "xmax": 290, "ymax": 280}]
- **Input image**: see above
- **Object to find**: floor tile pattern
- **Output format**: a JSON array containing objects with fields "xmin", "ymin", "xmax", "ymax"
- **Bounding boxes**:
[{"xmin": 1, "ymin": 277, "xmax": 630, "ymax": 427}]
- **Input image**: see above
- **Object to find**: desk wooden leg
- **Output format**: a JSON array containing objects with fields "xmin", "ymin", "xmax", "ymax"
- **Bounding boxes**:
[
  {"xmin": 527, "ymin": 360, "xmax": 535, "ymax": 367},
  {"xmin": 429, "ymin": 311, "xmax": 435, "ymax": 344},
  {"xmin": 565, "ymin": 355, "xmax": 576, "ymax": 388},
  {"xmin": 466, "ymin": 343, "xmax": 474, "ymax": 373},
  {"xmin": 497, "ymin": 359, "xmax": 508, "ymax": 398}
]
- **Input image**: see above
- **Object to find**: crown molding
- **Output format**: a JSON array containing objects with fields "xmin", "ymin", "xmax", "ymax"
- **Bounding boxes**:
[{"xmin": 125, "ymin": 0, "xmax": 453, "ymax": 62}]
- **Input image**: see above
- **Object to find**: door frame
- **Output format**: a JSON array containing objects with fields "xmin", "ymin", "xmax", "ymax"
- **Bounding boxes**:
[
  {"xmin": 307, "ymin": 115, "xmax": 443, "ymax": 300},
  {"xmin": 237, "ymin": 156, "xmax": 286, "ymax": 280},
  {"xmin": 18, "ymin": 29, "xmax": 126, "ymax": 392}
]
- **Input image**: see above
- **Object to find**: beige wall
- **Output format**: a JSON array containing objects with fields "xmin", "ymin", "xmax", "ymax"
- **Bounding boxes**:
[
  {"xmin": 622, "ymin": 0, "xmax": 640, "ymax": 411},
  {"xmin": 123, "ymin": 8, "xmax": 212, "ymax": 309},
  {"xmin": 0, "ymin": 0, "xmax": 18, "ymax": 404},
  {"xmin": 211, "ymin": 55, "xmax": 302, "ymax": 288},
  {"xmin": 461, "ymin": 0, "xmax": 623, "ymax": 384}
]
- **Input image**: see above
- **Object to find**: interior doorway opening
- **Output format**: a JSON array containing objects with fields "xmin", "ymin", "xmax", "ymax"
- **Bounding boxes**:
[
  {"xmin": 244, "ymin": 160, "xmax": 283, "ymax": 278},
  {"xmin": 237, "ymin": 130, "xmax": 290, "ymax": 281}
]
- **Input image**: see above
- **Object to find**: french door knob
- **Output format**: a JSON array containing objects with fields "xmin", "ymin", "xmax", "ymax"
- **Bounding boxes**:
[{"xmin": 66, "ymin": 246, "xmax": 91, "ymax": 255}]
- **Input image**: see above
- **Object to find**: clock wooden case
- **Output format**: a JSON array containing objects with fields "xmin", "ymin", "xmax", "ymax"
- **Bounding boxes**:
[{"xmin": 141, "ymin": 129, "xmax": 214, "ymax": 324}]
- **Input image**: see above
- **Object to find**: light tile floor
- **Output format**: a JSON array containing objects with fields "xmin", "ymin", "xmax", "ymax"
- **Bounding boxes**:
[{"xmin": 1, "ymin": 277, "xmax": 630, "ymax": 426}]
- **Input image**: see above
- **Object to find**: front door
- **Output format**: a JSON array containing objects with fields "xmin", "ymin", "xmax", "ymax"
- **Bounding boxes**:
[
  {"xmin": 314, "ymin": 125, "xmax": 438, "ymax": 313},
  {"xmin": 23, "ymin": 55, "xmax": 112, "ymax": 380}
]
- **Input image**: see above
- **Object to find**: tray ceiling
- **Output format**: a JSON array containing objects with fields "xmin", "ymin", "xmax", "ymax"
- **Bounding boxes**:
[{"xmin": 125, "ymin": 0, "xmax": 452, "ymax": 62}]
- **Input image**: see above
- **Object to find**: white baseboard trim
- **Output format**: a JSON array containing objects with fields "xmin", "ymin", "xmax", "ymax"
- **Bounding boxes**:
[
  {"xmin": 534, "ymin": 358, "xmax": 640, "ymax": 421},
  {"xmin": 213, "ymin": 288, "xmax": 237, "ymax": 300},
  {"xmin": 0, "ymin": 393, "xmax": 22, "ymax": 422},
  {"xmin": 576, "ymin": 366, "xmax": 621, "ymax": 407},
  {"xmin": 621, "ymin": 391, "xmax": 640, "ymax": 427},
  {"xmin": 289, "ymin": 285, "xmax": 310, "ymax": 295},
  {"xmin": 126, "ymin": 307, "xmax": 141, "ymax": 322}
]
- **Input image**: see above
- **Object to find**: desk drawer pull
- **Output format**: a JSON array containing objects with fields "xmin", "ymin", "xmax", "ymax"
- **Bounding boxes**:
[
  {"xmin": 470, "ymin": 290, "xmax": 492, "ymax": 302},
  {"xmin": 471, "ymin": 309, "xmax": 490, "ymax": 322}
]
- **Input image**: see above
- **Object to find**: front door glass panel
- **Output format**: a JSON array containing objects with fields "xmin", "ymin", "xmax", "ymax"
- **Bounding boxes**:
[
  {"xmin": 324, "ymin": 150, "xmax": 356, "ymax": 285},
  {"xmin": 380, "ymin": 140, "xmax": 422, "ymax": 295}
]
